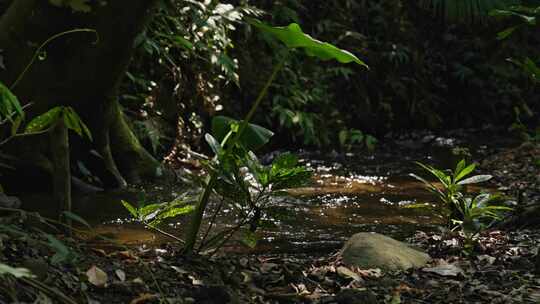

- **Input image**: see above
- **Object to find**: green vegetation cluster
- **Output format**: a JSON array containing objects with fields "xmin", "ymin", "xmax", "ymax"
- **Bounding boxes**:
[
  {"xmin": 123, "ymin": 0, "xmax": 539, "ymax": 155},
  {"xmin": 0, "ymin": 0, "xmax": 539, "ymax": 294}
]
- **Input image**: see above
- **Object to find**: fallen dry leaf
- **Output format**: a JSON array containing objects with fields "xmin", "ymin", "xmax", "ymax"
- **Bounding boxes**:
[
  {"xmin": 422, "ymin": 263, "xmax": 463, "ymax": 277},
  {"xmin": 189, "ymin": 275, "xmax": 203, "ymax": 285},
  {"xmin": 355, "ymin": 268, "xmax": 382, "ymax": 278},
  {"xmin": 170, "ymin": 265, "xmax": 188, "ymax": 274},
  {"xmin": 91, "ymin": 249, "xmax": 108, "ymax": 257},
  {"xmin": 114, "ymin": 250, "xmax": 138, "ymax": 261},
  {"xmin": 337, "ymin": 266, "xmax": 362, "ymax": 282},
  {"xmin": 115, "ymin": 269, "xmax": 126, "ymax": 282},
  {"xmin": 86, "ymin": 265, "xmax": 108, "ymax": 287}
]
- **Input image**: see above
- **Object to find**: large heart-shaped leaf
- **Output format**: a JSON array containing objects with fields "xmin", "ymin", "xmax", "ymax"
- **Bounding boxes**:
[
  {"xmin": 211, "ymin": 115, "xmax": 274, "ymax": 150},
  {"xmin": 248, "ymin": 18, "xmax": 368, "ymax": 68}
]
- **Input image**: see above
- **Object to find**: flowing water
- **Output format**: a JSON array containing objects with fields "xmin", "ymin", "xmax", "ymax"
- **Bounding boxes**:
[{"xmin": 20, "ymin": 129, "xmax": 512, "ymax": 254}]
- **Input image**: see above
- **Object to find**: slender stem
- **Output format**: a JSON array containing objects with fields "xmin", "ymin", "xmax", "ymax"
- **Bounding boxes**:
[
  {"xmin": 228, "ymin": 54, "xmax": 288, "ymax": 153},
  {"xmin": 183, "ymin": 54, "xmax": 288, "ymax": 254},
  {"xmin": 183, "ymin": 175, "xmax": 216, "ymax": 252},
  {"xmin": 199, "ymin": 208, "xmax": 253, "ymax": 253},
  {"xmin": 0, "ymin": 126, "xmax": 54, "ymax": 147},
  {"xmin": 0, "ymin": 103, "xmax": 32, "ymax": 125},
  {"xmin": 145, "ymin": 222, "xmax": 185, "ymax": 244},
  {"xmin": 10, "ymin": 29, "xmax": 98, "ymax": 90},
  {"xmin": 197, "ymin": 198, "xmax": 224, "ymax": 253},
  {"xmin": 208, "ymin": 218, "xmax": 250, "ymax": 258}
]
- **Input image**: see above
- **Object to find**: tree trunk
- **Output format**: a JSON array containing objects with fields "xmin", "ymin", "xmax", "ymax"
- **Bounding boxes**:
[
  {"xmin": 0, "ymin": 0, "xmax": 160, "ymax": 189},
  {"xmin": 50, "ymin": 119, "xmax": 71, "ymax": 232}
]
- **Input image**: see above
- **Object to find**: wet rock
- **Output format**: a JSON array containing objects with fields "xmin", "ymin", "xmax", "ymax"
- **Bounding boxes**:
[
  {"xmin": 0, "ymin": 193, "xmax": 21, "ymax": 208},
  {"xmin": 335, "ymin": 288, "xmax": 377, "ymax": 304},
  {"xmin": 340, "ymin": 232, "xmax": 430, "ymax": 270}
]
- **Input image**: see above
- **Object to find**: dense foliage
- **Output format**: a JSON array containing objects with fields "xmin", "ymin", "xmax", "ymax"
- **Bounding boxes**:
[
  {"xmin": 120, "ymin": 0, "xmax": 539, "ymax": 156},
  {"xmin": 1, "ymin": 2, "xmax": 539, "ymax": 303}
]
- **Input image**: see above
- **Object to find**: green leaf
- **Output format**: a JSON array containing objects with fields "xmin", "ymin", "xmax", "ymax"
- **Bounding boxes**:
[
  {"xmin": 46, "ymin": 234, "xmax": 74, "ymax": 264},
  {"xmin": 490, "ymin": 8, "xmax": 537, "ymax": 24},
  {"xmin": 457, "ymin": 174, "xmax": 492, "ymax": 185},
  {"xmin": 245, "ymin": 152, "xmax": 270, "ymax": 186},
  {"xmin": 455, "ymin": 159, "xmax": 466, "ymax": 177},
  {"xmin": 338, "ymin": 130, "xmax": 348, "ymax": 146},
  {"xmin": 415, "ymin": 162, "xmax": 446, "ymax": 184},
  {"xmin": 365, "ymin": 135, "xmax": 377, "ymax": 151},
  {"xmin": 205, "ymin": 134, "xmax": 223, "ymax": 156},
  {"xmin": 63, "ymin": 108, "xmax": 82, "ymax": 137},
  {"xmin": 497, "ymin": 25, "xmax": 520, "ymax": 40},
  {"xmin": 63, "ymin": 107, "xmax": 92, "ymax": 141},
  {"xmin": 455, "ymin": 162, "xmax": 476, "ymax": 182},
  {"xmin": 214, "ymin": 178, "xmax": 249, "ymax": 203},
  {"xmin": 409, "ymin": 173, "xmax": 439, "ymax": 193},
  {"xmin": 0, "ymin": 81, "xmax": 23, "ymax": 121},
  {"xmin": 271, "ymin": 153, "xmax": 299, "ymax": 171},
  {"xmin": 241, "ymin": 230, "xmax": 259, "ymax": 248},
  {"xmin": 24, "ymin": 106, "xmax": 63, "ymax": 133},
  {"xmin": 211, "ymin": 116, "xmax": 274, "ymax": 150},
  {"xmin": 121, "ymin": 200, "xmax": 138, "ymax": 218},
  {"xmin": 156, "ymin": 205, "xmax": 195, "ymax": 220},
  {"xmin": 62, "ymin": 211, "xmax": 90, "ymax": 228},
  {"xmin": 248, "ymin": 18, "xmax": 368, "ymax": 68},
  {"xmin": 350, "ymin": 130, "xmax": 364, "ymax": 144},
  {"xmin": 171, "ymin": 36, "xmax": 194, "ymax": 50},
  {"xmin": 270, "ymin": 167, "xmax": 312, "ymax": 190},
  {"xmin": 138, "ymin": 203, "xmax": 162, "ymax": 219},
  {"xmin": 0, "ymin": 263, "xmax": 36, "ymax": 278}
]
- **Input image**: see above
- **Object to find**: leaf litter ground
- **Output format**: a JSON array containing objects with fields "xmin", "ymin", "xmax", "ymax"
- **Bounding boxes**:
[{"xmin": 1, "ymin": 136, "xmax": 539, "ymax": 304}]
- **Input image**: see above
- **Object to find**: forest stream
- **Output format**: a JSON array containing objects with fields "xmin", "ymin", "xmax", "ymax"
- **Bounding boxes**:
[{"xmin": 20, "ymin": 130, "xmax": 507, "ymax": 255}]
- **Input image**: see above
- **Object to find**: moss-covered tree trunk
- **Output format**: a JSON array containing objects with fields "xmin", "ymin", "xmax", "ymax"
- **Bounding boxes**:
[{"xmin": 0, "ymin": 0, "xmax": 160, "ymax": 189}]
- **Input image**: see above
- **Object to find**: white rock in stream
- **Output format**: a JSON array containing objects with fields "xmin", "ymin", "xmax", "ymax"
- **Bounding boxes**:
[{"xmin": 340, "ymin": 232, "xmax": 430, "ymax": 271}]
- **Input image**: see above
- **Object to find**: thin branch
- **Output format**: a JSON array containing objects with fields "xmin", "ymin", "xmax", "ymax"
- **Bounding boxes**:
[
  {"xmin": 197, "ymin": 198, "xmax": 225, "ymax": 253},
  {"xmin": 0, "ymin": 125, "xmax": 55, "ymax": 147},
  {"xmin": 145, "ymin": 222, "xmax": 186, "ymax": 244},
  {"xmin": 0, "ymin": 103, "xmax": 33, "ymax": 125},
  {"xmin": 207, "ymin": 215, "xmax": 252, "ymax": 257},
  {"xmin": 10, "ymin": 29, "xmax": 98, "ymax": 90}
]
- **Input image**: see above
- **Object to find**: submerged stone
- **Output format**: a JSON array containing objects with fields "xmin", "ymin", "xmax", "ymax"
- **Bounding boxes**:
[{"xmin": 340, "ymin": 232, "xmax": 430, "ymax": 271}]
